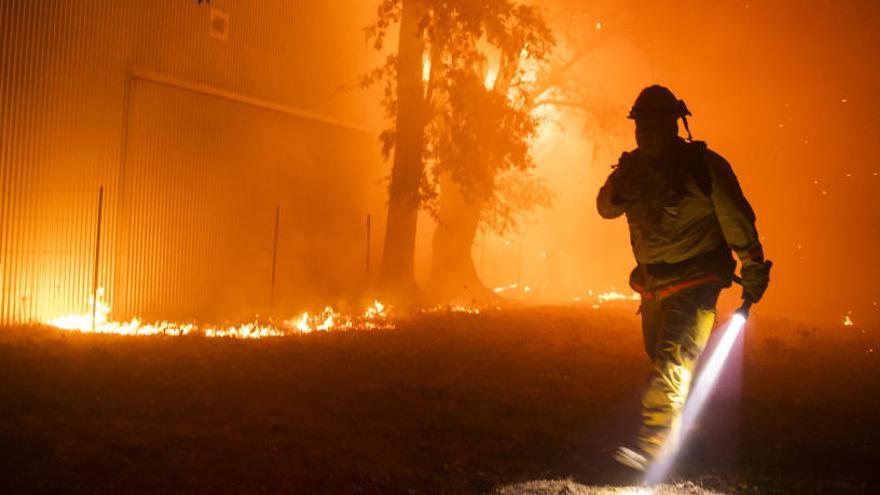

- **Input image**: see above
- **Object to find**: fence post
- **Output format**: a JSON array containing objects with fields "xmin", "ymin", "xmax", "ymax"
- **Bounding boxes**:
[{"xmin": 92, "ymin": 186, "xmax": 104, "ymax": 332}]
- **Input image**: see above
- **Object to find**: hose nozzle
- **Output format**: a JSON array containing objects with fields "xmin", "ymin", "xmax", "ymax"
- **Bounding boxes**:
[{"xmin": 736, "ymin": 298, "xmax": 754, "ymax": 319}]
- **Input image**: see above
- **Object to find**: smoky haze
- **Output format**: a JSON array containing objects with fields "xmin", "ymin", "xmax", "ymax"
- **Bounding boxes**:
[
  {"xmin": 435, "ymin": 0, "xmax": 880, "ymax": 327},
  {"xmin": 1, "ymin": 0, "xmax": 876, "ymax": 328}
]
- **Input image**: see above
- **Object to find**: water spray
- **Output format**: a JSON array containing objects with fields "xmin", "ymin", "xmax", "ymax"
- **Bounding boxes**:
[{"xmin": 643, "ymin": 298, "xmax": 753, "ymax": 485}]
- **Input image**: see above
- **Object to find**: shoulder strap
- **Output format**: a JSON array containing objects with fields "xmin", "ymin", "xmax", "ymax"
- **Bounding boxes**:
[{"xmin": 686, "ymin": 141, "xmax": 712, "ymax": 197}]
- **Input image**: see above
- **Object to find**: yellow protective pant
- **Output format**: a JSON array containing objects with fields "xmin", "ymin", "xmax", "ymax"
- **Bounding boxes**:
[{"xmin": 637, "ymin": 283, "xmax": 721, "ymax": 457}]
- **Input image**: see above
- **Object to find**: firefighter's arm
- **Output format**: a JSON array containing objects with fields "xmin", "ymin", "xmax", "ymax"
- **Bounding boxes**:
[
  {"xmin": 708, "ymin": 152, "xmax": 772, "ymax": 302},
  {"xmin": 596, "ymin": 171, "xmax": 627, "ymax": 219},
  {"xmin": 597, "ymin": 152, "xmax": 645, "ymax": 219}
]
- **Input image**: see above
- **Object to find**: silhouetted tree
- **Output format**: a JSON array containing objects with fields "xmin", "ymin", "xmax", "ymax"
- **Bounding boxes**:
[{"xmin": 365, "ymin": 0, "xmax": 555, "ymax": 302}]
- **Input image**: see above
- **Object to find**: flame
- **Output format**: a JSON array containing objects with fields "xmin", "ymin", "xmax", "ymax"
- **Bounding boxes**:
[
  {"xmin": 45, "ymin": 286, "xmax": 644, "ymax": 339},
  {"xmin": 45, "ymin": 289, "xmax": 393, "ymax": 337},
  {"xmin": 421, "ymin": 303, "xmax": 483, "ymax": 315},
  {"xmin": 493, "ymin": 283, "xmax": 520, "ymax": 294},
  {"xmin": 422, "ymin": 53, "xmax": 431, "ymax": 84},
  {"xmin": 288, "ymin": 312, "xmax": 313, "ymax": 334},
  {"xmin": 492, "ymin": 285, "xmax": 640, "ymax": 307},
  {"xmin": 46, "ymin": 289, "xmax": 196, "ymax": 336},
  {"xmin": 597, "ymin": 291, "xmax": 641, "ymax": 303},
  {"xmin": 364, "ymin": 300, "xmax": 385, "ymax": 318},
  {"xmin": 484, "ymin": 65, "xmax": 499, "ymax": 90}
]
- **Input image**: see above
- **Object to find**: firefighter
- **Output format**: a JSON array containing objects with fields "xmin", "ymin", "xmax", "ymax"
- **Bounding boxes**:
[{"xmin": 597, "ymin": 85, "xmax": 772, "ymax": 471}]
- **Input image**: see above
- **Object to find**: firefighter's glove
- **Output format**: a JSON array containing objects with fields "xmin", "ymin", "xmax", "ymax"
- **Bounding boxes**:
[
  {"xmin": 740, "ymin": 260, "xmax": 772, "ymax": 303},
  {"xmin": 610, "ymin": 153, "xmax": 647, "ymax": 204}
]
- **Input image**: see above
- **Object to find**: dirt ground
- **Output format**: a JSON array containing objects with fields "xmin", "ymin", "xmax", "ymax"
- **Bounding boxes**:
[{"xmin": 1, "ymin": 306, "xmax": 877, "ymax": 494}]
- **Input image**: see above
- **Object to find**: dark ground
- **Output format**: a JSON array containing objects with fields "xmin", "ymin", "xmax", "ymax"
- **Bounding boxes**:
[{"xmin": 0, "ymin": 306, "xmax": 877, "ymax": 494}]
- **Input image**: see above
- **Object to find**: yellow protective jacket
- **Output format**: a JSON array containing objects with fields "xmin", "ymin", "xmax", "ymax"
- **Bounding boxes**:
[{"xmin": 597, "ymin": 139, "xmax": 766, "ymax": 300}]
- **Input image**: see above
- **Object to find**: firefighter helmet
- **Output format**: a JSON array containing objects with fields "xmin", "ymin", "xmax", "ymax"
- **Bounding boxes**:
[{"xmin": 627, "ymin": 85, "xmax": 691, "ymax": 120}]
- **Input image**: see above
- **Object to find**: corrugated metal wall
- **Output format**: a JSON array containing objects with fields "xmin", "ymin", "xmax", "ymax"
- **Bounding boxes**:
[{"xmin": 0, "ymin": 0, "xmax": 385, "ymax": 324}]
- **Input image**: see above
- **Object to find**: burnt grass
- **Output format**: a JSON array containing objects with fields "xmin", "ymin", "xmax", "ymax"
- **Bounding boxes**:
[{"xmin": 0, "ymin": 306, "xmax": 878, "ymax": 494}]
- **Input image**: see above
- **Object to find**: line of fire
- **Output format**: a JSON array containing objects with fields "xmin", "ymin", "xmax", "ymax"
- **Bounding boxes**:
[{"xmin": 1, "ymin": 1, "xmax": 878, "ymax": 493}]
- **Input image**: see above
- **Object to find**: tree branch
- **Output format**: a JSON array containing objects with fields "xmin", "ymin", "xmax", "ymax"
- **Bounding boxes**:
[
  {"xmin": 532, "ymin": 98, "xmax": 589, "ymax": 110},
  {"xmin": 529, "ymin": 45, "xmax": 588, "ymax": 102}
]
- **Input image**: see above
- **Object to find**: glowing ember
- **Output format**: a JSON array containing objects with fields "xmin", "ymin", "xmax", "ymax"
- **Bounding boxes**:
[
  {"xmin": 45, "ymin": 289, "xmax": 393, "ymax": 337},
  {"xmin": 844, "ymin": 315, "xmax": 854, "ymax": 326}
]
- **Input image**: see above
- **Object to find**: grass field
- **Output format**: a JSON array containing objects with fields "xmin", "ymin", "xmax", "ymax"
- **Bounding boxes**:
[{"xmin": 1, "ymin": 306, "xmax": 877, "ymax": 494}]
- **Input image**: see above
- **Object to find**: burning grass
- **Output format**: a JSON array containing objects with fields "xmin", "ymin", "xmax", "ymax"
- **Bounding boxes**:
[
  {"xmin": 41, "ymin": 287, "xmax": 640, "ymax": 338},
  {"xmin": 44, "ymin": 289, "xmax": 394, "ymax": 337},
  {"xmin": 1, "ymin": 306, "xmax": 878, "ymax": 493}
]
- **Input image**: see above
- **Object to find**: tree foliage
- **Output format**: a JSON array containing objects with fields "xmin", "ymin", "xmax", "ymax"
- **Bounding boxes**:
[{"xmin": 363, "ymin": 0, "xmax": 555, "ymax": 235}]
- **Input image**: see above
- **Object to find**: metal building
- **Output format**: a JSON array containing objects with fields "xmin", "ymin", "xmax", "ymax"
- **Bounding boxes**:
[{"xmin": 0, "ymin": 0, "xmax": 386, "ymax": 324}]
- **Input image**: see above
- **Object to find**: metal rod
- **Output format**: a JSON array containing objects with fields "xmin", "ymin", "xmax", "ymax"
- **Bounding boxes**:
[
  {"xmin": 127, "ymin": 67, "xmax": 371, "ymax": 133},
  {"xmin": 92, "ymin": 186, "xmax": 104, "ymax": 332},
  {"xmin": 270, "ymin": 205, "xmax": 280, "ymax": 309},
  {"xmin": 365, "ymin": 214, "xmax": 371, "ymax": 286}
]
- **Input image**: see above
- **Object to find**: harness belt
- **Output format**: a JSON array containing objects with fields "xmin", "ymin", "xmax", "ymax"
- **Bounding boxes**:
[{"xmin": 632, "ymin": 274, "xmax": 724, "ymax": 301}]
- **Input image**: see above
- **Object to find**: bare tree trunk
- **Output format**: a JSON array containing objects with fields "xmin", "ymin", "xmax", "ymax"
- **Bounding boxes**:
[
  {"xmin": 427, "ymin": 174, "xmax": 491, "ymax": 302},
  {"xmin": 378, "ymin": 0, "xmax": 425, "ymax": 302}
]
